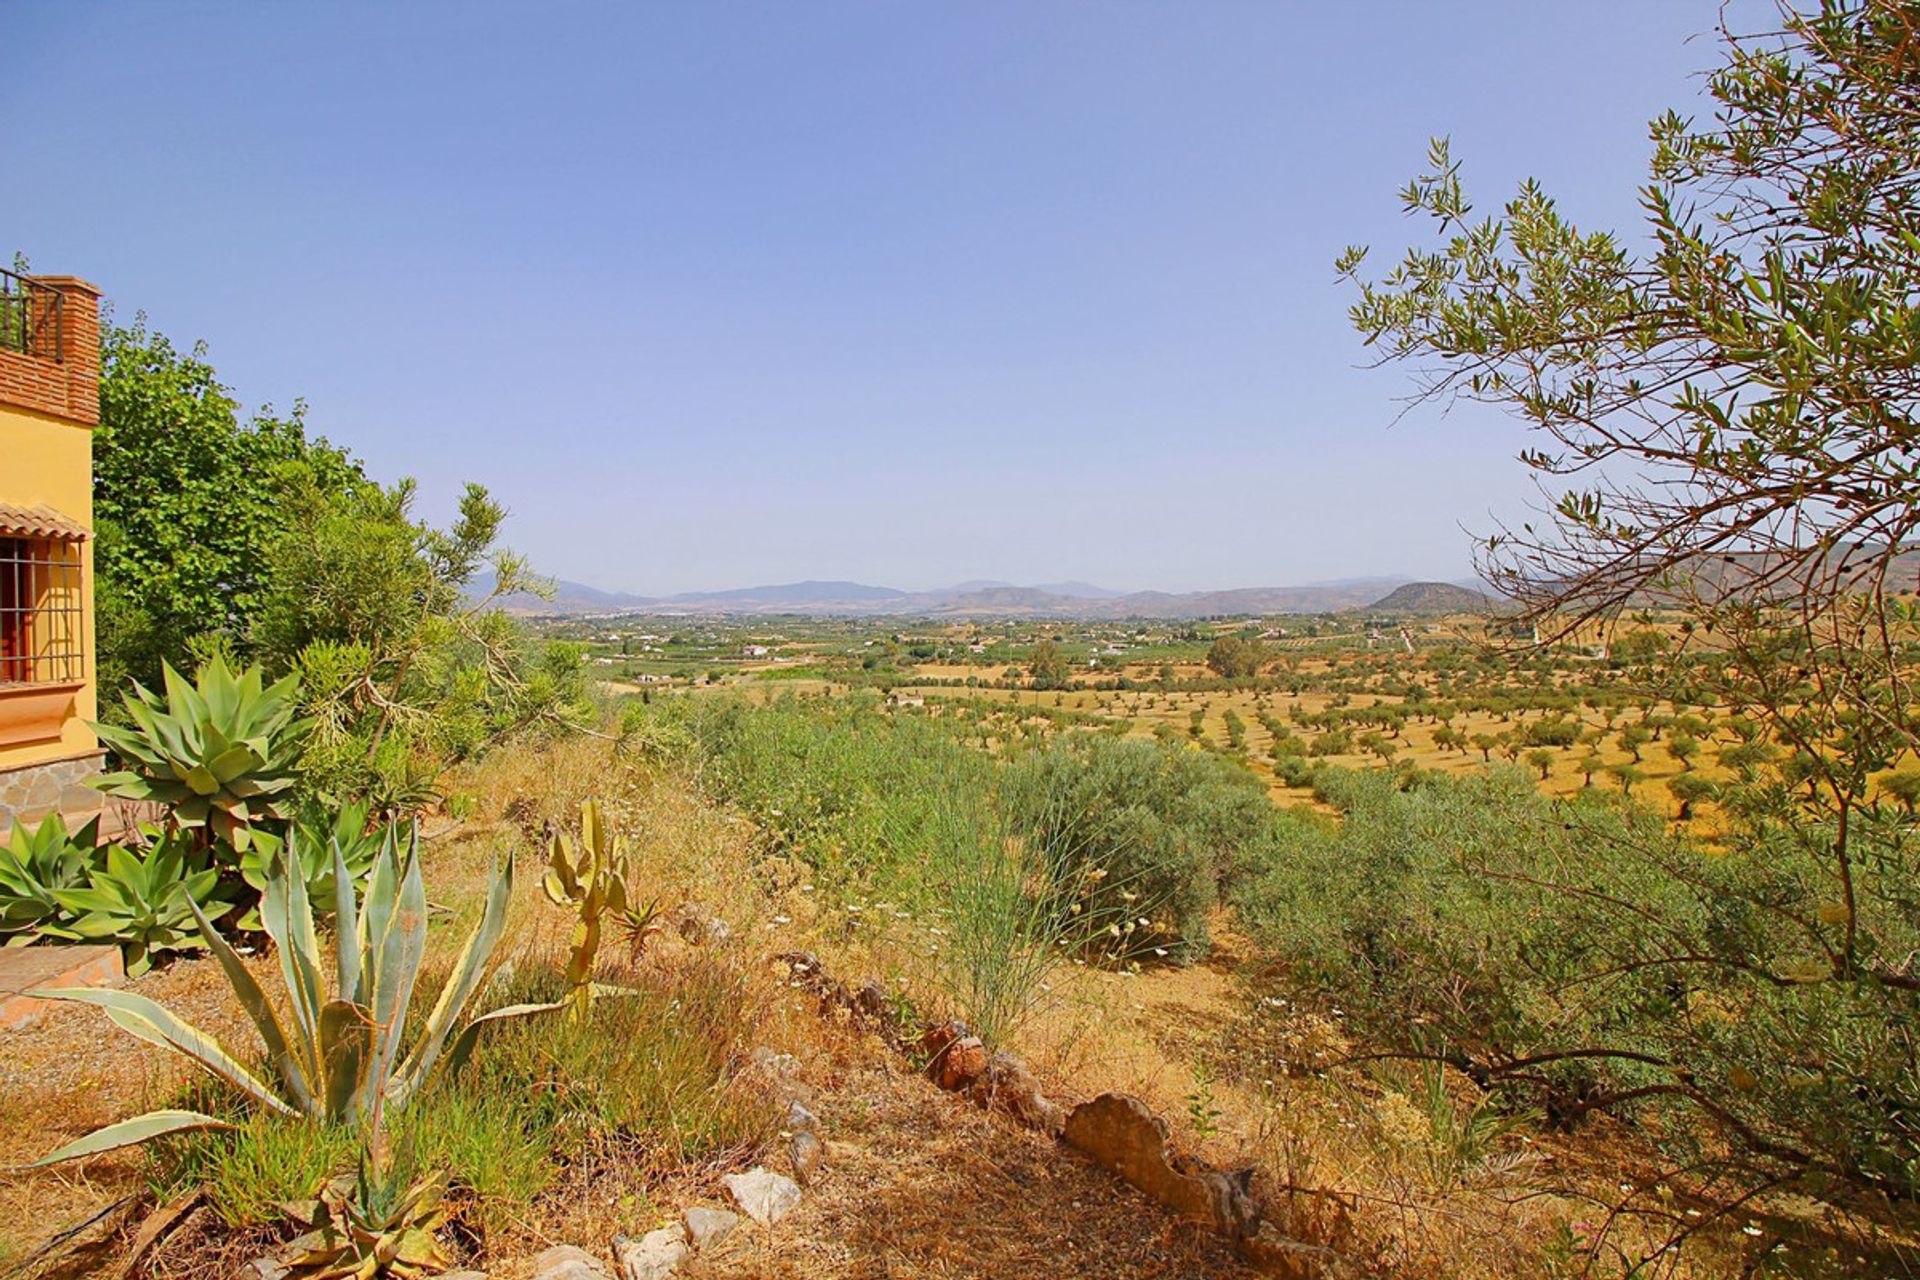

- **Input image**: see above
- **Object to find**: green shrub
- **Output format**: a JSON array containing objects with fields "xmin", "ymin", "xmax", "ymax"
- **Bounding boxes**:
[
  {"xmin": 1233, "ymin": 767, "xmax": 1920, "ymax": 1204},
  {"xmin": 681, "ymin": 692, "xmax": 987, "ymax": 891},
  {"xmin": 1002, "ymin": 735, "xmax": 1276, "ymax": 960},
  {"xmin": 44, "ymin": 829, "xmax": 234, "ymax": 976},
  {"xmin": 914, "ymin": 774, "xmax": 1150, "ymax": 1047}
]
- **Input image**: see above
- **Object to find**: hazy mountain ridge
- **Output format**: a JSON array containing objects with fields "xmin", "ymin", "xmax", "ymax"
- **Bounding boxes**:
[{"xmin": 480, "ymin": 572, "xmax": 1480, "ymax": 619}]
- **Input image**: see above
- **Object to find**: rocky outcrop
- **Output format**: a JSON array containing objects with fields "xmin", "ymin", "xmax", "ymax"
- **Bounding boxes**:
[{"xmin": 1064, "ymin": 1093, "xmax": 1258, "ymax": 1239}]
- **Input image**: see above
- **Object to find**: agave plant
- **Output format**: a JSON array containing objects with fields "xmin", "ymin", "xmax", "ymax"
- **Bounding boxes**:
[
  {"xmin": 92, "ymin": 655, "xmax": 308, "ymax": 853},
  {"xmin": 543, "ymin": 798, "xmax": 652, "ymax": 1020},
  {"xmin": 32, "ymin": 824, "xmax": 560, "ymax": 1164},
  {"xmin": 237, "ymin": 801, "xmax": 386, "ymax": 928},
  {"xmin": 0, "ymin": 811, "xmax": 100, "ymax": 944},
  {"xmin": 44, "ymin": 829, "xmax": 234, "ymax": 976},
  {"xmin": 281, "ymin": 1158, "xmax": 454, "ymax": 1279}
]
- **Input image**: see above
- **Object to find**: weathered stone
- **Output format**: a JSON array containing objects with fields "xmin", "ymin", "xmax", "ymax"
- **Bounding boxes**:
[
  {"xmin": 773, "ymin": 950, "xmax": 822, "ymax": 983},
  {"xmin": 917, "ymin": 1020, "xmax": 967, "ymax": 1064},
  {"xmin": 784, "ymin": 1100, "xmax": 819, "ymax": 1134},
  {"xmin": 852, "ymin": 978, "xmax": 890, "ymax": 1021},
  {"xmin": 613, "ymin": 1226, "xmax": 687, "ymax": 1280},
  {"xmin": 788, "ymin": 1128, "xmax": 825, "ymax": 1185},
  {"xmin": 531, "ymin": 1244, "xmax": 610, "ymax": 1280},
  {"xmin": 723, "ymin": 1167, "xmax": 801, "ymax": 1227},
  {"xmin": 936, "ymin": 1036, "xmax": 989, "ymax": 1089},
  {"xmin": 968, "ymin": 1051, "xmax": 1066, "ymax": 1135},
  {"xmin": 682, "ymin": 1205, "xmax": 741, "ymax": 1250},
  {"xmin": 744, "ymin": 1045, "xmax": 810, "ymax": 1103},
  {"xmin": 1239, "ymin": 1226, "xmax": 1354, "ymax": 1279},
  {"xmin": 1063, "ymin": 1092, "xmax": 1257, "ymax": 1237},
  {"xmin": 0, "ymin": 754, "xmax": 103, "ymax": 835}
]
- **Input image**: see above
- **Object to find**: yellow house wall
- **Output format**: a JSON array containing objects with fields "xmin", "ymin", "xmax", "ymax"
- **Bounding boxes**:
[{"xmin": 0, "ymin": 401, "xmax": 97, "ymax": 771}]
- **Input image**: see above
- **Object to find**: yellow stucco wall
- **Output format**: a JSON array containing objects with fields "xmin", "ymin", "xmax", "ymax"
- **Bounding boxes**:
[{"xmin": 0, "ymin": 400, "xmax": 97, "ymax": 771}]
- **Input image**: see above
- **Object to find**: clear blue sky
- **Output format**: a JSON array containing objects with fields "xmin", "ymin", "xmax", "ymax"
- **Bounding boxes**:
[{"xmin": 8, "ymin": 3, "xmax": 1723, "ymax": 595}]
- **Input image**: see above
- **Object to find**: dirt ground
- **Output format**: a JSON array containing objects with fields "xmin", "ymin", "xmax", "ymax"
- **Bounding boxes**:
[{"xmin": 0, "ymin": 945, "xmax": 1264, "ymax": 1280}]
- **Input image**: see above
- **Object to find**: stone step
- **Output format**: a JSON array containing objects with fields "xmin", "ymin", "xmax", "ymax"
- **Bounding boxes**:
[{"xmin": 0, "ymin": 943, "xmax": 123, "ymax": 1030}]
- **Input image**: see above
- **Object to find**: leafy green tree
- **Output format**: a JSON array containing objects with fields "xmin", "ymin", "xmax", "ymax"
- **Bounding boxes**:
[
  {"xmin": 1205, "ymin": 635, "xmax": 1267, "ymax": 679},
  {"xmin": 1524, "ymin": 748, "xmax": 1555, "ymax": 782},
  {"xmin": 1615, "ymin": 725, "xmax": 1650, "ymax": 764},
  {"xmin": 93, "ymin": 319, "xmax": 362, "ymax": 692},
  {"xmin": 1879, "ymin": 768, "xmax": 1920, "ymax": 815},
  {"xmin": 1665, "ymin": 733, "xmax": 1701, "ymax": 772},
  {"xmin": 1667, "ymin": 773, "xmax": 1719, "ymax": 821},
  {"xmin": 1339, "ymin": 2, "xmax": 1920, "ymax": 1212},
  {"xmin": 1029, "ymin": 640, "xmax": 1071, "ymax": 691}
]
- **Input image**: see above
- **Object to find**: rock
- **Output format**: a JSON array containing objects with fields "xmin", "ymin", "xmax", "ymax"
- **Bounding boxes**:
[
  {"xmin": 613, "ymin": 1227, "xmax": 687, "ymax": 1280},
  {"xmin": 1063, "ymin": 1092, "xmax": 1256, "ymax": 1237},
  {"xmin": 936, "ymin": 1036, "xmax": 989, "ymax": 1090},
  {"xmin": 852, "ymin": 978, "xmax": 890, "ymax": 1021},
  {"xmin": 723, "ymin": 1167, "xmax": 802, "ymax": 1227},
  {"xmin": 1239, "ymin": 1226, "xmax": 1354, "ymax": 1279},
  {"xmin": 773, "ymin": 950, "xmax": 822, "ymax": 983},
  {"xmin": 788, "ymin": 1128, "xmax": 825, "ymax": 1185},
  {"xmin": 682, "ymin": 1205, "xmax": 741, "ymax": 1250},
  {"xmin": 784, "ymin": 1100, "xmax": 819, "ymax": 1133},
  {"xmin": 917, "ymin": 1020, "xmax": 967, "ymax": 1064},
  {"xmin": 531, "ymin": 1244, "xmax": 610, "ymax": 1280},
  {"xmin": 745, "ymin": 1045, "xmax": 810, "ymax": 1103},
  {"xmin": 969, "ymin": 1051, "xmax": 1066, "ymax": 1135}
]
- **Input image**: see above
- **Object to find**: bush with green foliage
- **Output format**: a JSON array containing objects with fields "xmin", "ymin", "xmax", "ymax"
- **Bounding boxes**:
[
  {"xmin": 680, "ymin": 692, "xmax": 989, "ymax": 890},
  {"xmin": 1234, "ymin": 766, "xmax": 1920, "ymax": 1206},
  {"xmin": 1001, "ymin": 734, "xmax": 1276, "ymax": 959},
  {"xmin": 92, "ymin": 318, "xmax": 366, "ymax": 696}
]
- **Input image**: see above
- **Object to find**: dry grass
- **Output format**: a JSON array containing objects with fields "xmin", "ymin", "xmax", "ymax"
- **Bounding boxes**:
[{"xmin": 5, "ymin": 729, "xmax": 1872, "ymax": 1279}]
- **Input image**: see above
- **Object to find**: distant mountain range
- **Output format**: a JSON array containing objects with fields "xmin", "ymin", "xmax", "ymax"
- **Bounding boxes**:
[{"xmin": 474, "ymin": 572, "xmax": 1491, "ymax": 619}]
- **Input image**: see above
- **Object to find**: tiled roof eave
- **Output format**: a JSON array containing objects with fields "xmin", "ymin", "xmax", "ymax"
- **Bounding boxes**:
[{"xmin": 0, "ymin": 502, "xmax": 88, "ymax": 541}]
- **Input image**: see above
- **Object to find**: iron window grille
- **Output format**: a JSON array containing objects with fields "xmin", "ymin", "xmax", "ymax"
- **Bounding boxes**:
[
  {"xmin": 0, "ymin": 266, "xmax": 63, "ymax": 361},
  {"xmin": 0, "ymin": 536, "xmax": 85, "ymax": 686}
]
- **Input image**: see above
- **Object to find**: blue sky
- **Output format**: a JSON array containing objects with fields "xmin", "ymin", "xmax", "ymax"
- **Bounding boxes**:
[{"xmin": 8, "ymin": 3, "xmax": 1722, "ymax": 595}]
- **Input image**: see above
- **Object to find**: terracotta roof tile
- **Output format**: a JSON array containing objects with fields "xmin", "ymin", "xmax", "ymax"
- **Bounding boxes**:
[{"xmin": 0, "ymin": 502, "xmax": 88, "ymax": 541}]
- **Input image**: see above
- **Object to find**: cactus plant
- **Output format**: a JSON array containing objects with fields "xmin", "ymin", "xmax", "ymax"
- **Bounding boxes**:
[
  {"xmin": 543, "ymin": 798, "xmax": 654, "ymax": 1020},
  {"xmin": 236, "ymin": 800, "xmax": 386, "ymax": 928},
  {"xmin": 92, "ymin": 655, "xmax": 308, "ymax": 853},
  {"xmin": 31, "ymin": 823, "xmax": 561, "ymax": 1164}
]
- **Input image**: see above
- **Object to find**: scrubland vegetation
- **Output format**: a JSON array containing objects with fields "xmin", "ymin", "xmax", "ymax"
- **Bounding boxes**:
[{"xmin": 7, "ymin": 4, "xmax": 1920, "ymax": 1278}]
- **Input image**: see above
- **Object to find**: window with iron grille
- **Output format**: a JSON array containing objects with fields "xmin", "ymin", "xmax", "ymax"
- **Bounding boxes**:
[{"xmin": 0, "ymin": 536, "xmax": 85, "ymax": 686}]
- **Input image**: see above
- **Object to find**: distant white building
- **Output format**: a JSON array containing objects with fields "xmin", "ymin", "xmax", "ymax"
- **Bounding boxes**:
[{"xmin": 743, "ymin": 645, "xmax": 771, "ymax": 658}]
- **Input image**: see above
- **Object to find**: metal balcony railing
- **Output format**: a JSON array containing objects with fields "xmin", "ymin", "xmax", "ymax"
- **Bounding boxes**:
[{"xmin": 0, "ymin": 266, "xmax": 62, "ymax": 361}]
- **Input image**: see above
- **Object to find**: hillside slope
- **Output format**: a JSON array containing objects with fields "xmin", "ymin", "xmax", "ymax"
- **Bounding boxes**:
[{"xmin": 1363, "ymin": 580, "xmax": 1493, "ymax": 615}]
